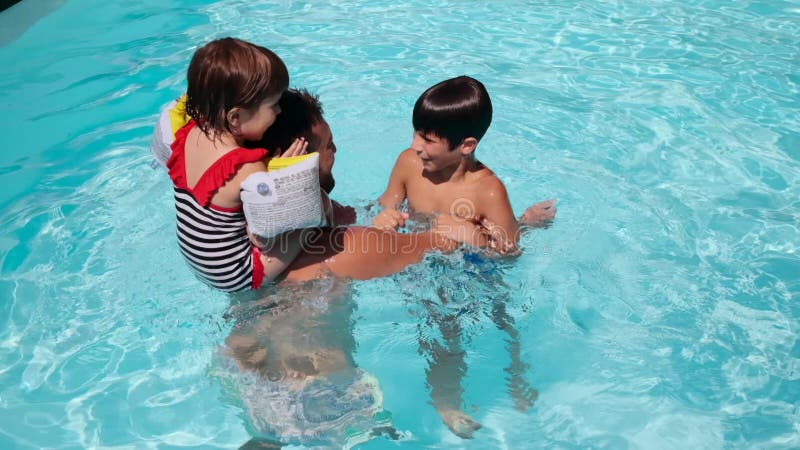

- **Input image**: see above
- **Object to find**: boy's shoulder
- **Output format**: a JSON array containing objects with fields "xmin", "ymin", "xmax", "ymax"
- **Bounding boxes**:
[
  {"xmin": 391, "ymin": 147, "xmax": 423, "ymax": 179},
  {"xmin": 470, "ymin": 163, "xmax": 508, "ymax": 191},
  {"xmin": 397, "ymin": 147, "xmax": 420, "ymax": 165},
  {"xmin": 463, "ymin": 165, "xmax": 512, "ymax": 213}
]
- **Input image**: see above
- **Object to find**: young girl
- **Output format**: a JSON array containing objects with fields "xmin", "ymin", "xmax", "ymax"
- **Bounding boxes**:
[{"xmin": 167, "ymin": 37, "xmax": 312, "ymax": 292}]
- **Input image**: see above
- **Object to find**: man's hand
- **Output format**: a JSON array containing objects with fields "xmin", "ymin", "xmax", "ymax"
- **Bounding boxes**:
[
  {"xmin": 432, "ymin": 213, "xmax": 488, "ymax": 250},
  {"xmin": 478, "ymin": 217, "xmax": 520, "ymax": 256},
  {"xmin": 373, "ymin": 208, "xmax": 409, "ymax": 230},
  {"xmin": 519, "ymin": 199, "xmax": 557, "ymax": 228},
  {"xmin": 330, "ymin": 201, "xmax": 357, "ymax": 226}
]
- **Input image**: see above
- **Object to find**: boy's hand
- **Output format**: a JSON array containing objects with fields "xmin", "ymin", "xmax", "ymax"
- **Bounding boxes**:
[
  {"xmin": 373, "ymin": 208, "xmax": 409, "ymax": 230},
  {"xmin": 276, "ymin": 137, "xmax": 309, "ymax": 157},
  {"xmin": 519, "ymin": 199, "xmax": 557, "ymax": 228}
]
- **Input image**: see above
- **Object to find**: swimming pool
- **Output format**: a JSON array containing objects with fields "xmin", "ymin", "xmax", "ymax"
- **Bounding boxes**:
[{"xmin": 1, "ymin": 0, "xmax": 798, "ymax": 447}]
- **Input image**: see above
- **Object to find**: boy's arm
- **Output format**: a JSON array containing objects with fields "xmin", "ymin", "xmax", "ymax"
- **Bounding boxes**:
[
  {"xmin": 476, "ymin": 178, "xmax": 520, "ymax": 254},
  {"xmin": 519, "ymin": 199, "xmax": 557, "ymax": 228},
  {"xmin": 378, "ymin": 148, "xmax": 415, "ymax": 209},
  {"xmin": 374, "ymin": 149, "xmax": 414, "ymax": 230}
]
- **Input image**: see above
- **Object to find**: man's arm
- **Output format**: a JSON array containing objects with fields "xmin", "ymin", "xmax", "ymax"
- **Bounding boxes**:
[
  {"xmin": 476, "ymin": 177, "xmax": 520, "ymax": 254},
  {"xmin": 374, "ymin": 149, "xmax": 414, "ymax": 230},
  {"xmin": 330, "ymin": 200, "xmax": 357, "ymax": 226}
]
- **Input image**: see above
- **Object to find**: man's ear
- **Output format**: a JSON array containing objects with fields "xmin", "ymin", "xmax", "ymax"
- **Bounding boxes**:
[
  {"xmin": 460, "ymin": 137, "xmax": 478, "ymax": 156},
  {"xmin": 226, "ymin": 107, "xmax": 243, "ymax": 133}
]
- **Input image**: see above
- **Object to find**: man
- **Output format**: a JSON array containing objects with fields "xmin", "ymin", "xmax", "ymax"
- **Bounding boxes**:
[{"xmin": 258, "ymin": 89, "xmax": 355, "ymax": 224}]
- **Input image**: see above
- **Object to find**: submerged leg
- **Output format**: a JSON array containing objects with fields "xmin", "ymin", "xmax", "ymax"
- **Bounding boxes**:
[
  {"xmin": 239, "ymin": 437, "xmax": 282, "ymax": 449},
  {"xmin": 370, "ymin": 425, "xmax": 402, "ymax": 440},
  {"xmin": 491, "ymin": 295, "xmax": 538, "ymax": 411},
  {"xmin": 419, "ymin": 298, "xmax": 482, "ymax": 439}
]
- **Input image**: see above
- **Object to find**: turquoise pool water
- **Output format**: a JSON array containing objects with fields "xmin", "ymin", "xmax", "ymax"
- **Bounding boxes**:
[{"xmin": 1, "ymin": 0, "xmax": 799, "ymax": 448}]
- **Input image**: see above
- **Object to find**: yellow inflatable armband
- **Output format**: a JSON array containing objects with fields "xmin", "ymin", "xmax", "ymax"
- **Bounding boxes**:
[{"xmin": 169, "ymin": 94, "xmax": 190, "ymax": 135}]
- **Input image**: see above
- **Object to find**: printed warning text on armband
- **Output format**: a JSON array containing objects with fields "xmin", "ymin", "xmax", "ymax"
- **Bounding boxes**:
[{"xmin": 241, "ymin": 154, "xmax": 324, "ymax": 238}]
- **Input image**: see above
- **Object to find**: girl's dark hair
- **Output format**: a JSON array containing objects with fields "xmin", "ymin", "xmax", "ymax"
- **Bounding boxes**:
[
  {"xmin": 412, "ymin": 75, "xmax": 492, "ymax": 149},
  {"xmin": 185, "ymin": 37, "xmax": 289, "ymax": 136}
]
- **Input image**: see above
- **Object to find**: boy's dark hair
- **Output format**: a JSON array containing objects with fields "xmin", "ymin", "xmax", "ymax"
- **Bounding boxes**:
[
  {"xmin": 412, "ymin": 75, "xmax": 492, "ymax": 149},
  {"xmin": 185, "ymin": 37, "xmax": 289, "ymax": 136},
  {"xmin": 258, "ymin": 88, "xmax": 324, "ymax": 151}
]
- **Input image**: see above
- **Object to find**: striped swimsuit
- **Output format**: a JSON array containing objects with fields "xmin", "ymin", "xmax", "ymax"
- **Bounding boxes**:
[{"xmin": 167, "ymin": 121, "xmax": 267, "ymax": 292}]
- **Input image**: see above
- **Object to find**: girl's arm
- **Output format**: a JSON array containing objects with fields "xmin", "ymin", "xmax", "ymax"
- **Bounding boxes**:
[{"xmin": 234, "ymin": 138, "xmax": 313, "ymax": 284}]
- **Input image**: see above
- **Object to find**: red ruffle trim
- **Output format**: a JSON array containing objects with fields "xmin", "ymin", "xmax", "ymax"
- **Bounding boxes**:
[
  {"xmin": 252, "ymin": 246, "xmax": 265, "ymax": 290},
  {"xmin": 167, "ymin": 120, "xmax": 269, "ymax": 208},
  {"xmin": 166, "ymin": 121, "xmax": 194, "ymax": 190}
]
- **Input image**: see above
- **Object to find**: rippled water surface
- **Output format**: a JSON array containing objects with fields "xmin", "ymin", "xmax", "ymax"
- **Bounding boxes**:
[{"xmin": 1, "ymin": 0, "xmax": 799, "ymax": 448}]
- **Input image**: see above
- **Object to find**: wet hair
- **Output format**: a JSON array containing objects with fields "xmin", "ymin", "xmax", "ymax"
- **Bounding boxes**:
[
  {"xmin": 185, "ymin": 37, "xmax": 289, "ymax": 136},
  {"xmin": 257, "ymin": 89, "xmax": 336, "ymax": 193},
  {"xmin": 258, "ymin": 88, "xmax": 324, "ymax": 151},
  {"xmin": 412, "ymin": 75, "xmax": 492, "ymax": 149}
]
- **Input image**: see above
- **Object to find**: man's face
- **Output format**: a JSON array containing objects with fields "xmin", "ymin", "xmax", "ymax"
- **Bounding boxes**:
[{"xmin": 309, "ymin": 120, "xmax": 336, "ymax": 193}]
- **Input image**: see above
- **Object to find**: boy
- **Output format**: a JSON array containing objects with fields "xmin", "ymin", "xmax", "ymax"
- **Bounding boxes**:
[
  {"xmin": 373, "ymin": 76, "xmax": 554, "ymax": 438},
  {"xmin": 374, "ymin": 76, "xmax": 556, "ymax": 252}
]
